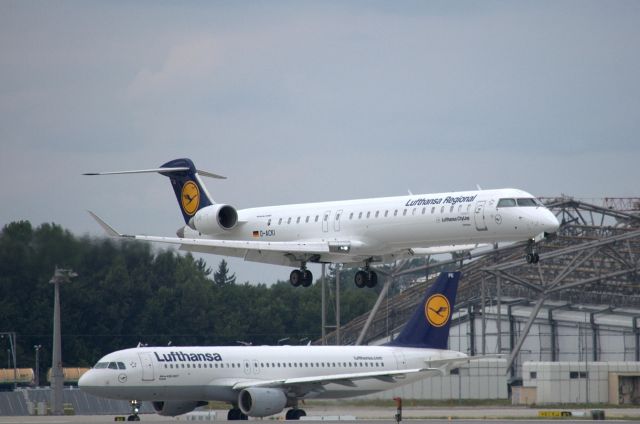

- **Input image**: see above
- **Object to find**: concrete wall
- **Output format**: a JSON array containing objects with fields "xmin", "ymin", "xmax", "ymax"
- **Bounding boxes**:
[
  {"xmin": 521, "ymin": 361, "xmax": 640, "ymax": 405},
  {"xmin": 360, "ymin": 359, "xmax": 508, "ymax": 400}
]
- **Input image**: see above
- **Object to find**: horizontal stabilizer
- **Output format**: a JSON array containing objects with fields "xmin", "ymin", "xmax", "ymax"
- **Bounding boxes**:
[{"xmin": 83, "ymin": 167, "xmax": 226, "ymax": 179}]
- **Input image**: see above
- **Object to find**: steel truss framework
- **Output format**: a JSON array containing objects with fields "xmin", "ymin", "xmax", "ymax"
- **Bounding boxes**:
[{"xmin": 324, "ymin": 198, "xmax": 640, "ymax": 377}]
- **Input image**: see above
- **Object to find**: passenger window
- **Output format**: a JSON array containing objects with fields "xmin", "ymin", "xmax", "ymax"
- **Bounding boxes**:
[
  {"xmin": 375, "ymin": 211, "xmax": 379, "ymax": 218},
  {"xmin": 458, "ymin": 205, "xmax": 462, "ymax": 212},
  {"xmin": 412, "ymin": 208, "xmax": 416, "ymax": 215},
  {"xmin": 497, "ymin": 198, "xmax": 516, "ymax": 207},
  {"xmin": 296, "ymin": 217, "xmax": 300, "ymax": 224},
  {"xmin": 394, "ymin": 210, "xmax": 398, "ymax": 216},
  {"xmin": 358, "ymin": 212, "xmax": 363, "ymax": 219},
  {"xmin": 315, "ymin": 215, "xmax": 319, "ymax": 222},
  {"xmin": 467, "ymin": 204, "xmax": 471, "ymax": 212},
  {"xmin": 384, "ymin": 210, "xmax": 388, "ymax": 217},
  {"xmin": 431, "ymin": 207, "xmax": 435, "ymax": 214},
  {"xmin": 349, "ymin": 212, "xmax": 353, "ymax": 219},
  {"xmin": 278, "ymin": 218, "xmax": 282, "ymax": 225},
  {"xmin": 422, "ymin": 207, "xmax": 426, "ymax": 215},
  {"xmin": 450, "ymin": 205, "xmax": 454, "ymax": 212},
  {"xmin": 287, "ymin": 217, "xmax": 291, "ymax": 224},
  {"xmin": 366, "ymin": 211, "xmax": 371, "ymax": 218},
  {"xmin": 403, "ymin": 209, "xmax": 407, "ymax": 216},
  {"xmin": 305, "ymin": 216, "xmax": 309, "ymax": 223},
  {"xmin": 441, "ymin": 206, "xmax": 445, "ymax": 213}
]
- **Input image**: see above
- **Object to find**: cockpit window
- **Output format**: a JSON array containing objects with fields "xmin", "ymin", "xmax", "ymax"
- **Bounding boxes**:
[
  {"xmin": 108, "ymin": 362, "xmax": 118, "ymax": 369},
  {"xmin": 497, "ymin": 198, "xmax": 516, "ymax": 207},
  {"xmin": 517, "ymin": 198, "xmax": 539, "ymax": 207},
  {"xmin": 117, "ymin": 362, "xmax": 126, "ymax": 370},
  {"xmin": 94, "ymin": 362, "xmax": 108, "ymax": 369}
]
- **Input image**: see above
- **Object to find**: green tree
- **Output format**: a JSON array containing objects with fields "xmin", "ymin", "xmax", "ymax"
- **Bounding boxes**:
[{"xmin": 213, "ymin": 259, "xmax": 236, "ymax": 286}]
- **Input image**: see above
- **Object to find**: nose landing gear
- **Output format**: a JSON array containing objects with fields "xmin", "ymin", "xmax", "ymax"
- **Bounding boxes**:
[
  {"xmin": 525, "ymin": 239, "xmax": 540, "ymax": 264},
  {"xmin": 127, "ymin": 400, "xmax": 141, "ymax": 421}
]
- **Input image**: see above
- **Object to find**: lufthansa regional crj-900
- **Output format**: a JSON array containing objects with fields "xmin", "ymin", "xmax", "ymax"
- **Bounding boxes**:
[
  {"xmin": 85, "ymin": 158, "xmax": 559, "ymax": 287},
  {"xmin": 81, "ymin": 272, "xmax": 479, "ymax": 420}
]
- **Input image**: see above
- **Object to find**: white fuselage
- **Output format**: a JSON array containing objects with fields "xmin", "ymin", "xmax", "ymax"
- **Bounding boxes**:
[
  {"xmin": 182, "ymin": 188, "xmax": 559, "ymax": 266},
  {"xmin": 79, "ymin": 345, "xmax": 465, "ymax": 402}
]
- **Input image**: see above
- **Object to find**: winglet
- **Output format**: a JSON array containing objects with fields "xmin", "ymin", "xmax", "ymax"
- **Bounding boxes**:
[{"xmin": 87, "ymin": 211, "xmax": 123, "ymax": 237}]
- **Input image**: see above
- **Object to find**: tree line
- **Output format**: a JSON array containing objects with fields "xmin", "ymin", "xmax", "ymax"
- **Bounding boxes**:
[{"xmin": 0, "ymin": 221, "xmax": 379, "ymax": 378}]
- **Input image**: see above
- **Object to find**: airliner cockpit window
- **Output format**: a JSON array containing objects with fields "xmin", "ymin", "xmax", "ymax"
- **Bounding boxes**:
[
  {"xmin": 117, "ymin": 362, "xmax": 126, "ymax": 370},
  {"xmin": 94, "ymin": 362, "xmax": 108, "ymax": 369},
  {"xmin": 497, "ymin": 198, "xmax": 516, "ymax": 207},
  {"xmin": 108, "ymin": 362, "xmax": 118, "ymax": 369},
  {"xmin": 517, "ymin": 198, "xmax": 538, "ymax": 207}
]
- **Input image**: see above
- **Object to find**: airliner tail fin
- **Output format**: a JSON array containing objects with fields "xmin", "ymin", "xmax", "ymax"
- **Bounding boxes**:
[{"xmin": 386, "ymin": 271, "xmax": 460, "ymax": 349}]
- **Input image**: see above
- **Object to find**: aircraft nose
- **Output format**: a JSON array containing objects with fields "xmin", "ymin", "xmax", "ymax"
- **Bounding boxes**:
[
  {"xmin": 541, "ymin": 210, "xmax": 560, "ymax": 233},
  {"xmin": 78, "ymin": 370, "xmax": 100, "ymax": 394}
]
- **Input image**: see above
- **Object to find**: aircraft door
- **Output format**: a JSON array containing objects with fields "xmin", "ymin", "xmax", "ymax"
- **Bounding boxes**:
[
  {"xmin": 393, "ymin": 351, "xmax": 407, "ymax": 370},
  {"xmin": 139, "ymin": 353, "xmax": 155, "ymax": 381},
  {"xmin": 323, "ymin": 210, "xmax": 331, "ymax": 232},
  {"xmin": 243, "ymin": 360, "xmax": 251, "ymax": 376},
  {"xmin": 474, "ymin": 201, "xmax": 488, "ymax": 231},
  {"xmin": 334, "ymin": 209, "xmax": 343, "ymax": 232}
]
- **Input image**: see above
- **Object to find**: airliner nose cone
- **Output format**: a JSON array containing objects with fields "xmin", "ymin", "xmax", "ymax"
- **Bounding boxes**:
[{"xmin": 542, "ymin": 210, "xmax": 560, "ymax": 233}]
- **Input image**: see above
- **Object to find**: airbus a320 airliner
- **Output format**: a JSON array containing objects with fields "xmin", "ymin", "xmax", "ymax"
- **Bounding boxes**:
[
  {"xmin": 80, "ymin": 272, "xmax": 481, "ymax": 421},
  {"xmin": 85, "ymin": 158, "xmax": 559, "ymax": 287}
]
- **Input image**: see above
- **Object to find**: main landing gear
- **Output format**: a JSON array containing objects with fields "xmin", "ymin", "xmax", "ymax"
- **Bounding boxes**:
[
  {"xmin": 127, "ymin": 400, "xmax": 141, "ymax": 421},
  {"xmin": 285, "ymin": 408, "xmax": 307, "ymax": 420},
  {"xmin": 354, "ymin": 269, "xmax": 378, "ymax": 288},
  {"xmin": 227, "ymin": 407, "xmax": 248, "ymax": 420},
  {"xmin": 525, "ymin": 239, "xmax": 540, "ymax": 264},
  {"xmin": 289, "ymin": 264, "xmax": 313, "ymax": 287}
]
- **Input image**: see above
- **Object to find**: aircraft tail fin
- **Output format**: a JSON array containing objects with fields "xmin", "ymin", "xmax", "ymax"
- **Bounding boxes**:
[
  {"xmin": 386, "ymin": 271, "xmax": 460, "ymax": 349},
  {"xmin": 84, "ymin": 158, "xmax": 225, "ymax": 225}
]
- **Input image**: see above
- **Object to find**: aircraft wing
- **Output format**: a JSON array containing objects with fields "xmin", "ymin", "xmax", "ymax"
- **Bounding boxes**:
[
  {"xmin": 88, "ymin": 212, "xmax": 363, "ymax": 267},
  {"xmin": 231, "ymin": 368, "xmax": 436, "ymax": 393}
]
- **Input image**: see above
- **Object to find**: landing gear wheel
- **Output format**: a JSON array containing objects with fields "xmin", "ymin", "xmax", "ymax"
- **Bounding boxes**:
[
  {"xmin": 365, "ymin": 271, "xmax": 378, "ymax": 288},
  {"xmin": 525, "ymin": 253, "xmax": 534, "ymax": 264},
  {"xmin": 354, "ymin": 270, "xmax": 367, "ymax": 288},
  {"xmin": 301, "ymin": 269, "xmax": 313, "ymax": 287},
  {"xmin": 228, "ymin": 408, "xmax": 244, "ymax": 420},
  {"xmin": 127, "ymin": 400, "xmax": 140, "ymax": 421},
  {"xmin": 286, "ymin": 408, "xmax": 307, "ymax": 420},
  {"xmin": 289, "ymin": 269, "xmax": 303, "ymax": 287},
  {"xmin": 532, "ymin": 253, "xmax": 540, "ymax": 263}
]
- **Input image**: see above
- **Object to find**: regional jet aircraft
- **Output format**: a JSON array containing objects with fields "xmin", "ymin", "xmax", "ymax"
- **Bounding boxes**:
[
  {"xmin": 85, "ymin": 158, "xmax": 559, "ymax": 287},
  {"xmin": 80, "ymin": 272, "xmax": 481, "ymax": 421}
]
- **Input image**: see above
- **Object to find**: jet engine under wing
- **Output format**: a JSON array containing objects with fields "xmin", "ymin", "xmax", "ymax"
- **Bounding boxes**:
[{"xmin": 88, "ymin": 212, "xmax": 364, "ymax": 267}]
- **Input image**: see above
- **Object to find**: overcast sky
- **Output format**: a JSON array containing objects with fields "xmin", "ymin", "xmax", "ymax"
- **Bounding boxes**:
[{"xmin": 1, "ymin": 1, "xmax": 639, "ymax": 283}]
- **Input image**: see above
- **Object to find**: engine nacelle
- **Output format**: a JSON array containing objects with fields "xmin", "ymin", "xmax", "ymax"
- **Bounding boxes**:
[
  {"xmin": 189, "ymin": 204, "xmax": 238, "ymax": 235},
  {"xmin": 152, "ymin": 401, "xmax": 208, "ymax": 416},
  {"xmin": 238, "ymin": 387, "xmax": 287, "ymax": 417}
]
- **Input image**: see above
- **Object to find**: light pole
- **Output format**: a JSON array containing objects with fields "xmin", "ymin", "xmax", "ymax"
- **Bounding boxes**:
[
  {"xmin": 34, "ymin": 345, "xmax": 42, "ymax": 387},
  {"xmin": 49, "ymin": 267, "xmax": 77, "ymax": 415}
]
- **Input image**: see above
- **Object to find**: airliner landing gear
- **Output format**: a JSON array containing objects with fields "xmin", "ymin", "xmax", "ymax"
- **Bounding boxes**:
[
  {"xmin": 228, "ymin": 407, "xmax": 248, "ymax": 420},
  {"xmin": 354, "ymin": 269, "xmax": 378, "ymax": 288},
  {"xmin": 285, "ymin": 408, "xmax": 307, "ymax": 420},
  {"xmin": 525, "ymin": 239, "xmax": 540, "ymax": 264},
  {"xmin": 127, "ymin": 400, "xmax": 141, "ymax": 421},
  {"xmin": 289, "ymin": 266, "xmax": 313, "ymax": 287}
]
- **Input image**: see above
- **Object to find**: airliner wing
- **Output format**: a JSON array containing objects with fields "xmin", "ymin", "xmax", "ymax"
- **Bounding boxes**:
[
  {"xmin": 88, "ymin": 212, "xmax": 341, "ymax": 266},
  {"xmin": 232, "ymin": 368, "xmax": 436, "ymax": 392}
]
